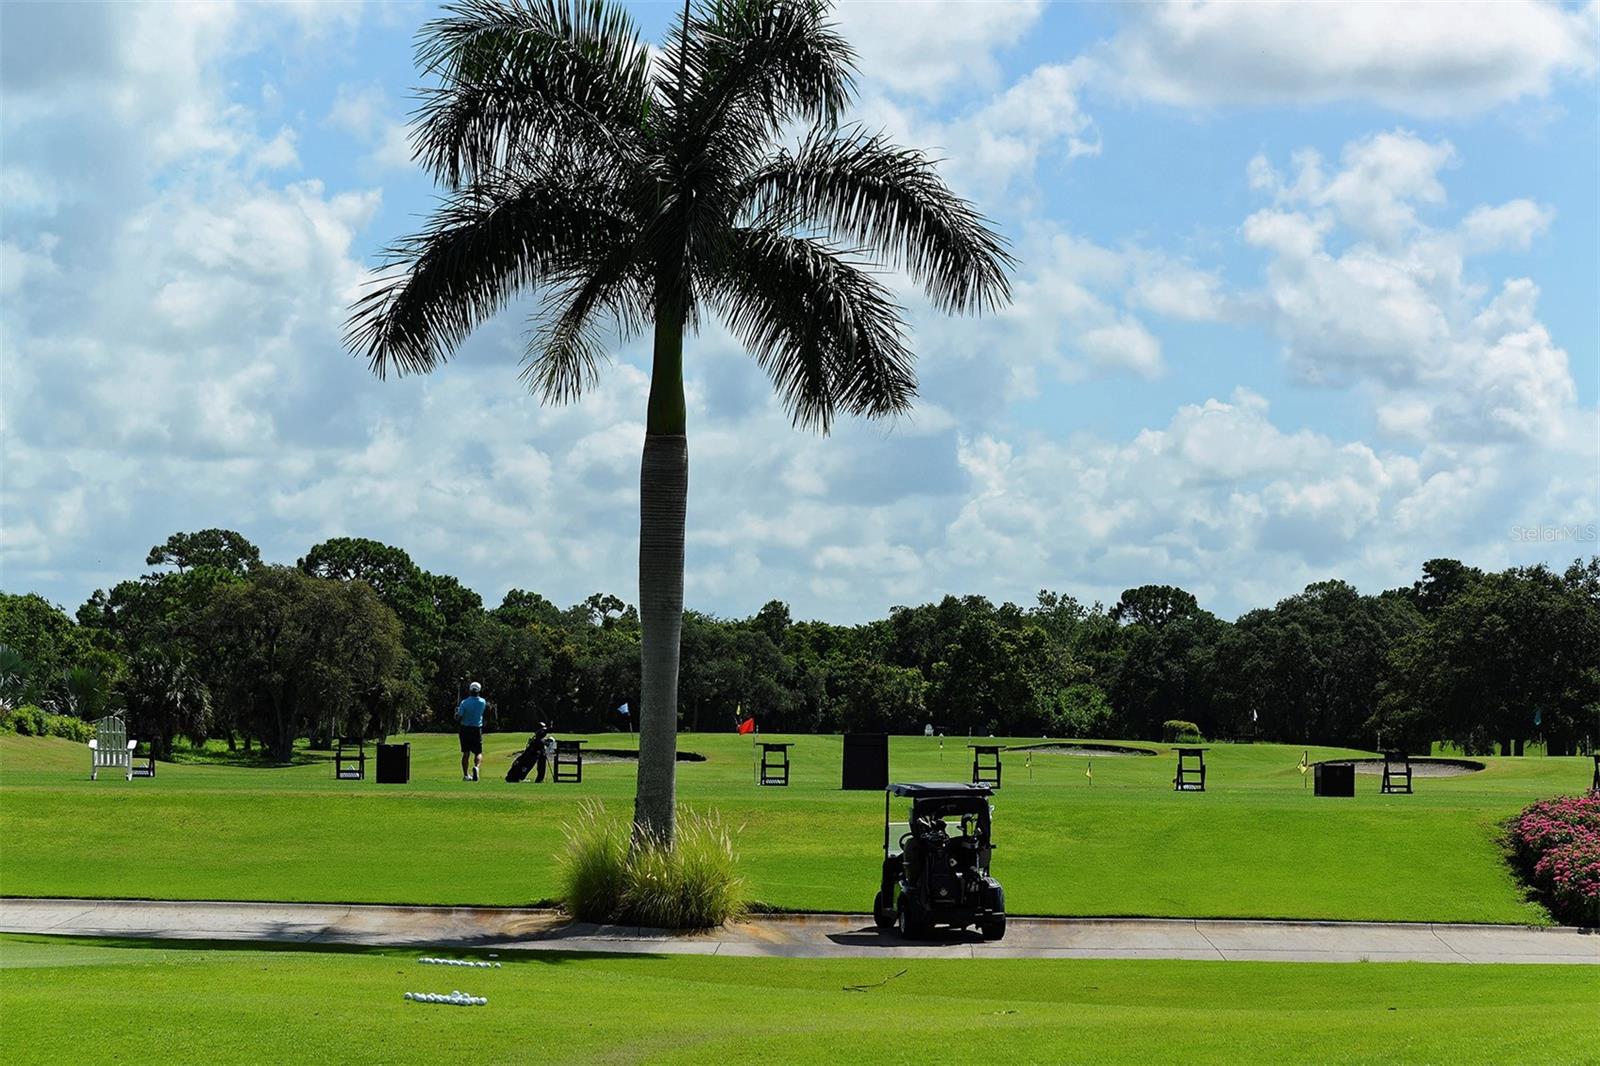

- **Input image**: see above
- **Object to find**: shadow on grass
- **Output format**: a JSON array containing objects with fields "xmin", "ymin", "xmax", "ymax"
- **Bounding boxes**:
[
  {"xmin": 0, "ymin": 932, "xmax": 680, "ymax": 967},
  {"xmin": 164, "ymin": 744, "xmax": 326, "ymax": 769}
]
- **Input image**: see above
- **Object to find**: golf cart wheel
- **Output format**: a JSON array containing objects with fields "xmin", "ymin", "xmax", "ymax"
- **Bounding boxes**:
[
  {"xmin": 896, "ymin": 895, "xmax": 929, "ymax": 939},
  {"xmin": 980, "ymin": 914, "xmax": 1006, "ymax": 941},
  {"xmin": 895, "ymin": 895, "xmax": 915, "ymax": 939},
  {"xmin": 873, "ymin": 891, "xmax": 895, "ymax": 931}
]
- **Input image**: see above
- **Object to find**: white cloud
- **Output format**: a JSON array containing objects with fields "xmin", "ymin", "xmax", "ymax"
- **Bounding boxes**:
[
  {"xmin": 1243, "ymin": 131, "xmax": 1583, "ymax": 445},
  {"xmin": 326, "ymin": 84, "xmax": 388, "ymax": 136},
  {"xmin": 1459, "ymin": 199, "xmax": 1556, "ymax": 252},
  {"xmin": 1095, "ymin": 0, "xmax": 1598, "ymax": 116},
  {"xmin": 942, "ymin": 387, "xmax": 1593, "ymax": 608},
  {"xmin": 325, "ymin": 83, "xmax": 416, "ymax": 170},
  {"xmin": 833, "ymin": 0, "xmax": 1044, "ymax": 100},
  {"xmin": 849, "ymin": 59, "xmax": 1097, "ymax": 204},
  {"xmin": 1078, "ymin": 320, "xmax": 1163, "ymax": 379},
  {"xmin": 1248, "ymin": 132, "xmax": 1457, "ymax": 246}
]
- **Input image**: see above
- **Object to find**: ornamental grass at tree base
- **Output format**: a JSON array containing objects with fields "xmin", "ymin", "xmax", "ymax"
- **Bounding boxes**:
[{"xmin": 558, "ymin": 800, "xmax": 747, "ymax": 929}]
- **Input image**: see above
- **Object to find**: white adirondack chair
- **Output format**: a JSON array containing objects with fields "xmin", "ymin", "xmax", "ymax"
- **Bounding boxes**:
[{"xmin": 89, "ymin": 715, "xmax": 136, "ymax": 781}]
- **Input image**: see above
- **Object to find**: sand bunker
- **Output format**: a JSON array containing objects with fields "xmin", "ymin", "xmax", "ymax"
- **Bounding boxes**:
[
  {"xmin": 1007, "ymin": 742, "xmax": 1158, "ymax": 758},
  {"xmin": 583, "ymin": 748, "xmax": 707, "ymax": 764},
  {"xmin": 1329, "ymin": 758, "xmax": 1485, "ymax": 778}
]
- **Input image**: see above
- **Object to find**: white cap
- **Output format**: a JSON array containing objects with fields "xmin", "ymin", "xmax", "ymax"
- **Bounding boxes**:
[{"xmin": 468, "ymin": 681, "xmax": 481, "ymax": 693}]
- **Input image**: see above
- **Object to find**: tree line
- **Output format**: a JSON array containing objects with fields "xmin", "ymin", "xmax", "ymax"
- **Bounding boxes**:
[{"xmin": 2, "ymin": 530, "xmax": 1596, "ymax": 760}]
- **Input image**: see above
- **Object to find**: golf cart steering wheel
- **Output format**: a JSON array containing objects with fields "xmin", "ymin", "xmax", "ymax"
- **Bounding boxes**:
[{"xmin": 899, "ymin": 831, "xmax": 916, "ymax": 850}]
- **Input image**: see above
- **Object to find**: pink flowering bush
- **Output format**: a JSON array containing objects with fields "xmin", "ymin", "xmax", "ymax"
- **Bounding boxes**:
[{"xmin": 1508, "ymin": 794, "xmax": 1600, "ymax": 926}]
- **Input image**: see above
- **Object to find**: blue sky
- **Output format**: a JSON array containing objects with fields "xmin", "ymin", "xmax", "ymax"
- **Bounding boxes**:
[{"xmin": 2, "ymin": 0, "xmax": 1596, "ymax": 623}]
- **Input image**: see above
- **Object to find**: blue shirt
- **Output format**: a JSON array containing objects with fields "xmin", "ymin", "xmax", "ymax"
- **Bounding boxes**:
[{"xmin": 456, "ymin": 696, "xmax": 486, "ymax": 728}]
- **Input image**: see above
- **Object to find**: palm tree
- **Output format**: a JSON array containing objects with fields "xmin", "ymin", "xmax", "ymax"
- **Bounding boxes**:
[{"xmin": 347, "ymin": 0, "xmax": 1013, "ymax": 844}]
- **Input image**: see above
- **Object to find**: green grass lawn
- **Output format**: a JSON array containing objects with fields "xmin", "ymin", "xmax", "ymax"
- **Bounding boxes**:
[
  {"xmin": 1, "ymin": 732, "xmax": 1589, "ymax": 923},
  {"xmin": 2, "ymin": 935, "xmax": 1595, "ymax": 1065}
]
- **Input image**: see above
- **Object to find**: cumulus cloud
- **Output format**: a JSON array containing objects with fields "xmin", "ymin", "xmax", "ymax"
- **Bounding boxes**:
[
  {"xmin": 1094, "ymin": 0, "xmax": 1598, "ymax": 116},
  {"xmin": 325, "ymin": 82, "xmax": 416, "ymax": 170},
  {"xmin": 1243, "ymin": 131, "xmax": 1582, "ymax": 447},
  {"xmin": 942, "ymin": 388, "xmax": 1593, "ymax": 610},
  {"xmin": 833, "ymin": 0, "xmax": 1045, "ymax": 100},
  {"xmin": 850, "ymin": 59, "xmax": 1098, "ymax": 206}
]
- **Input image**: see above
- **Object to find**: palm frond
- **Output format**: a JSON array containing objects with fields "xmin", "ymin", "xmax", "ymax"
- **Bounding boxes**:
[
  {"xmin": 742, "ymin": 126, "xmax": 1014, "ymax": 314},
  {"xmin": 345, "ymin": 168, "xmax": 632, "ymax": 378},
  {"xmin": 710, "ymin": 226, "xmax": 915, "ymax": 433},
  {"xmin": 522, "ymin": 245, "xmax": 650, "ymax": 404},
  {"xmin": 415, "ymin": 0, "xmax": 653, "ymax": 187},
  {"xmin": 665, "ymin": 0, "xmax": 854, "ymax": 159}
]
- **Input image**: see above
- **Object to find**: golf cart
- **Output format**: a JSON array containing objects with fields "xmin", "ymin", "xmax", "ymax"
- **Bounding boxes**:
[{"xmin": 873, "ymin": 782, "xmax": 1006, "ymax": 940}]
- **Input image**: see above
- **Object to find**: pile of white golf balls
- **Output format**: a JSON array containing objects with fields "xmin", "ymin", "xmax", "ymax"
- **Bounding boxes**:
[
  {"xmin": 418, "ymin": 957, "xmax": 501, "ymax": 968},
  {"xmin": 405, "ymin": 991, "xmax": 487, "ymax": 1006}
]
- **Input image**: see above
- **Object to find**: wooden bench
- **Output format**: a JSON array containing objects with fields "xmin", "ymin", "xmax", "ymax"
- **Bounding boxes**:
[
  {"xmin": 1381, "ymin": 750, "xmax": 1413, "ymax": 794},
  {"xmin": 757, "ymin": 742, "xmax": 792, "ymax": 786},
  {"xmin": 1173, "ymin": 747, "xmax": 1207, "ymax": 791},
  {"xmin": 334, "ymin": 736, "xmax": 366, "ymax": 780},
  {"xmin": 553, "ymin": 739, "xmax": 586, "ymax": 783},
  {"xmin": 88, "ymin": 715, "xmax": 136, "ymax": 781},
  {"xmin": 970, "ymin": 745, "xmax": 1003, "ymax": 789}
]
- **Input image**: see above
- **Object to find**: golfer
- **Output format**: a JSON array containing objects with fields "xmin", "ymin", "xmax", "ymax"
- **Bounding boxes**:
[{"xmin": 456, "ymin": 682, "xmax": 487, "ymax": 781}]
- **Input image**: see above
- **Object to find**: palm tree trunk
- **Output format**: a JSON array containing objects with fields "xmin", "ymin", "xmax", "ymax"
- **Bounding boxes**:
[{"xmin": 635, "ymin": 305, "xmax": 687, "ymax": 845}]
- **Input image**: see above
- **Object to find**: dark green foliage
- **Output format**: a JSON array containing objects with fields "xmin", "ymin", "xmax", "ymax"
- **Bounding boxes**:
[
  {"xmin": 119, "ymin": 649, "xmax": 212, "ymax": 758},
  {"xmin": 199, "ymin": 567, "xmax": 421, "ymax": 760},
  {"xmin": 1112, "ymin": 585, "xmax": 1201, "ymax": 628},
  {"xmin": 1225, "ymin": 580, "xmax": 1422, "ymax": 747},
  {"xmin": 145, "ymin": 529, "xmax": 261, "ymax": 575},
  {"xmin": 7, "ymin": 540, "xmax": 1598, "ymax": 751},
  {"xmin": 1382, "ymin": 560, "xmax": 1600, "ymax": 756},
  {"xmin": 0, "ymin": 595, "xmax": 125, "ymax": 715}
]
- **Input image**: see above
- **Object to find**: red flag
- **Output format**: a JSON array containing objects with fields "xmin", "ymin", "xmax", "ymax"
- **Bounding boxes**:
[{"xmin": 737, "ymin": 717, "xmax": 755, "ymax": 735}]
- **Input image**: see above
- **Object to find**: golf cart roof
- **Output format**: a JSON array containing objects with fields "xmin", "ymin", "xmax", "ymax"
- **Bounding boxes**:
[{"xmin": 887, "ymin": 782, "xmax": 994, "ymax": 798}]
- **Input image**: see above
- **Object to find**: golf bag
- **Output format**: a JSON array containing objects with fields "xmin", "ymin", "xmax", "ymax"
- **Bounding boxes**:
[{"xmin": 505, "ymin": 737, "xmax": 540, "ymax": 783}]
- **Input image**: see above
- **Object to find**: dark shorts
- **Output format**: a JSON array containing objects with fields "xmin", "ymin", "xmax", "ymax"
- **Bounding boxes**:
[{"xmin": 458, "ymin": 726, "xmax": 483, "ymax": 754}]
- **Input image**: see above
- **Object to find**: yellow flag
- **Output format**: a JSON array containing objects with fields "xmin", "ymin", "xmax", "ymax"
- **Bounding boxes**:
[
  {"xmin": 1298, "ymin": 751, "xmax": 1309, "ymax": 775},
  {"xmin": 1085, "ymin": 760, "xmax": 1093, "ymax": 780}
]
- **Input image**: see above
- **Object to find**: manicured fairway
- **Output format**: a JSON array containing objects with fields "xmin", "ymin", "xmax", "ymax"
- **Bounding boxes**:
[
  {"xmin": 1, "ymin": 733, "xmax": 1589, "ymax": 923},
  {"xmin": 2, "ymin": 935, "xmax": 1595, "ymax": 1065}
]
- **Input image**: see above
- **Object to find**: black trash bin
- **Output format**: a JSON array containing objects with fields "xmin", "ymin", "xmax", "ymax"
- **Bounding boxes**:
[
  {"xmin": 841, "ymin": 733, "xmax": 888, "ymax": 790},
  {"xmin": 1314, "ymin": 761, "xmax": 1354, "ymax": 797},
  {"xmin": 376, "ymin": 742, "xmax": 411, "ymax": 784}
]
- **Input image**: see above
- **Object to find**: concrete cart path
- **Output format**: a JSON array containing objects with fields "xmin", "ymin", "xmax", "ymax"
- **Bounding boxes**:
[{"xmin": 2, "ymin": 898, "xmax": 1596, "ymax": 964}]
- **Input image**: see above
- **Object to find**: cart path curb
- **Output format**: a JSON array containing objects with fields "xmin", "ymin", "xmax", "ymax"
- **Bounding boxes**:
[{"xmin": 2, "ymin": 898, "xmax": 1596, "ymax": 964}]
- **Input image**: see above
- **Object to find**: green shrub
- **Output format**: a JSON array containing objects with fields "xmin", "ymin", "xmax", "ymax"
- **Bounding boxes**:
[
  {"xmin": 51, "ymin": 714, "xmax": 96, "ymax": 743},
  {"xmin": 0, "ymin": 706, "xmax": 95, "ymax": 742},
  {"xmin": 558, "ymin": 801, "xmax": 747, "ymax": 930},
  {"xmin": 1162, "ymin": 719, "xmax": 1203, "ymax": 743}
]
